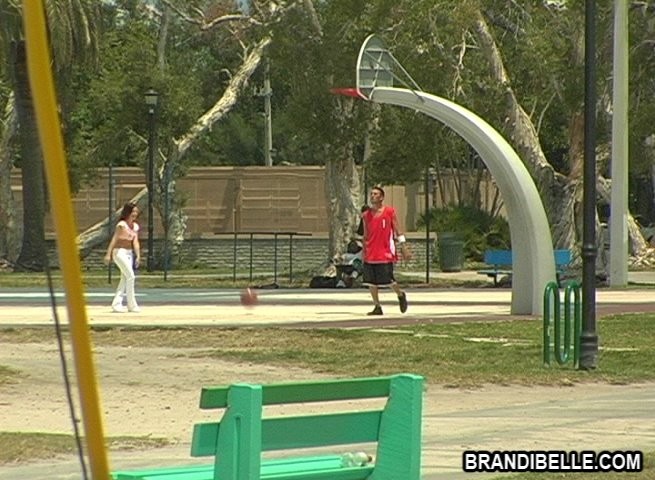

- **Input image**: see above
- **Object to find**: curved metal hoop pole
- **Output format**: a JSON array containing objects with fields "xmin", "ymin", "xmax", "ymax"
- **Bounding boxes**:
[
  {"xmin": 369, "ymin": 87, "xmax": 556, "ymax": 314},
  {"xmin": 356, "ymin": 35, "xmax": 556, "ymax": 314}
]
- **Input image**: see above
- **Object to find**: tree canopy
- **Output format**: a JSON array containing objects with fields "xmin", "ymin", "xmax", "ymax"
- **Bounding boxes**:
[{"xmin": 2, "ymin": 0, "xmax": 655, "ymax": 268}]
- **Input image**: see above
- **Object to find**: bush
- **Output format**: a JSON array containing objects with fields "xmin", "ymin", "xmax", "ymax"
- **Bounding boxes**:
[{"xmin": 417, "ymin": 206, "xmax": 510, "ymax": 261}]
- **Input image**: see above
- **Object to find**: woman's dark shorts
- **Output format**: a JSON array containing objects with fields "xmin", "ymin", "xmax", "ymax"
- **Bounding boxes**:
[{"xmin": 363, "ymin": 262, "xmax": 395, "ymax": 286}]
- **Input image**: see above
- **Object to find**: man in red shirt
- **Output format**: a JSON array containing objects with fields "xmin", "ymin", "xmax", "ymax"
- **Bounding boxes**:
[{"xmin": 361, "ymin": 186, "xmax": 411, "ymax": 315}]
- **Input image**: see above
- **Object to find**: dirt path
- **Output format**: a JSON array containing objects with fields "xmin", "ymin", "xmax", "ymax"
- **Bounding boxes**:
[{"xmin": 1, "ymin": 342, "xmax": 323, "ymax": 437}]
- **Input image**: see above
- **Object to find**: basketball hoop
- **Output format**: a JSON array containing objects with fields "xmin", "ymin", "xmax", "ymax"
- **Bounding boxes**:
[
  {"xmin": 329, "ymin": 87, "xmax": 367, "ymax": 100},
  {"xmin": 356, "ymin": 34, "xmax": 423, "ymax": 102},
  {"xmin": 330, "ymin": 36, "xmax": 423, "ymax": 102}
]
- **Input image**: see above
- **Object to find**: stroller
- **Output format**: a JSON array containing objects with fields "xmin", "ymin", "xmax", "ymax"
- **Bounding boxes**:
[{"xmin": 335, "ymin": 239, "xmax": 364, "ymax": 288}]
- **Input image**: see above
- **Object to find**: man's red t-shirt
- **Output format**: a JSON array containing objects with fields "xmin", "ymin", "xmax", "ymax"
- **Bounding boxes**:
[{"xmin": 362, "ymin": 206, "xmax": 397, "ymax": 263}]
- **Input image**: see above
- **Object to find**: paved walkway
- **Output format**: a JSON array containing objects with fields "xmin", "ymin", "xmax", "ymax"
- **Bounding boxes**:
[
  {"xmin": 1, "ymin": 274, "xmax": 654, "ymax": 479},
  {"xmin": 1, "ymin": 277, "xmax": 655, "ymax": 328}
]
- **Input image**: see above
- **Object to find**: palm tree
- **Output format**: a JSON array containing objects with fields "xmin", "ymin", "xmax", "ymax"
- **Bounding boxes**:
[{"xmin": 0, "ymin": 1, "xmax": 98, "ymax": 270}]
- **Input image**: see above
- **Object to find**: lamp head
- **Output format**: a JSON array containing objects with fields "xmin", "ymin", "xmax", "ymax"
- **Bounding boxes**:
[{"xmin": 144, "ymin": 88, "xmax": 159, "ymax": 106}]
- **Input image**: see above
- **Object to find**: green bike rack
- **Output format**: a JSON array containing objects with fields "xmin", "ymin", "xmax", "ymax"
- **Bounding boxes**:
[{"xmin": 543, "ymin": 281, "xmax": 581, "ymax": 367}]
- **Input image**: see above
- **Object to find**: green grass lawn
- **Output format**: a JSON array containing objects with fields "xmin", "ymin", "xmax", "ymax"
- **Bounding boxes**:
[
  {"xmin": 0, "ymin": 432, "xmax": 170, "ymax": 465},
  {"xmin": 2, "ymin": 313, "xmax": 655, "ymax": 386}
]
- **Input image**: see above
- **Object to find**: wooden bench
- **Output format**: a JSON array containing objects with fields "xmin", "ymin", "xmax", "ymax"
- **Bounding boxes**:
[
  {"xmin": 478, "ymin": 249, "xmax": 573, "ymax": 286},
  {"xmin": 112, "ymin": 374, "xmax": 424, "ymax": 480}
]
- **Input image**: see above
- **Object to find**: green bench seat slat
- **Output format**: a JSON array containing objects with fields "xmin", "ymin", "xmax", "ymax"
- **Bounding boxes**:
[
  {"xmin": 200, "ymin": 377, "xmax": 392, "ymax": 409},
  {"xmin": 112, "ymin": 455, "xmax": 372, "ymax": 480},
  {"xmin": 263, "ymin": 467, "xmax": 373, "ymax": 480},
  {"xmin": 261, "ymin": 456, "xmax": 371, "ymax": 479},
  {"xmin": 264, "ymin": 455, "xmax": 344, "ymax": 470},
  {"xmin": 192, "ymin": 410, "xmax": 382, "ymax": 456},
  {"xmin": 112, "ymin": 464, "xmax": 212, "ymax": 480}
]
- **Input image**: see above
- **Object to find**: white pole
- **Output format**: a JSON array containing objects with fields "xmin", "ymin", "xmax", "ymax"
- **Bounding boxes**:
[
  {"xmin": 609, "ymin": 0, "xmax": 629, "ymax": 286},
  {"xmin": 264, "ymin": 59, "xmax": 273, "ymax": 167}
]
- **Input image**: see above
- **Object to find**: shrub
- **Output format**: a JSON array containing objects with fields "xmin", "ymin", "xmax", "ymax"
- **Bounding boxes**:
[{"xmin": 417, "ymin": 206, "xmax": 510, "ymax": 261}]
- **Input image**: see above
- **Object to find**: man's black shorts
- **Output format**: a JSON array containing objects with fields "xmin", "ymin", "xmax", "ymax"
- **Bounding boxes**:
[{"xmin": 363, "ymin": 262, "xmax": 395, "ymax": 286}]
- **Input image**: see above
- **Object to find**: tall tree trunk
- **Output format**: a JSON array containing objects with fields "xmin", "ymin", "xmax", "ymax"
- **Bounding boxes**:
[
  {"xmin": 12, "ymin": 41, "xmax": 47, "ymax": 271},
  {"xmin": 473, "ymin": 13, "xmax": 578, "ymax": 249},
  {"xmin": 156, "ymin": 148, "xmax": 186, "ymax": 267},
  {"xmin": 325, "ymin": 150, "xmax": 362, "ymax": 264},
  {"xmin": 324, "ymin": 94, "xmax": 364, "ymax": 265},
  {"xmin": 474, "ymin": 10, "xmax": 650, "ymax": 272},
  {"xmin": 0, "ymin": 94, "xmax": 19, "ymax": 262}
]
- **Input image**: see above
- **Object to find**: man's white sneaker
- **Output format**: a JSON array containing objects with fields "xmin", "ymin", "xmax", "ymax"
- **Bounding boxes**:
[
  {"xmin": 128, "ymin": 307, "xmax": 141, "ymax": 313},
  {"xmin": 112, "ymin": 305, "xmax": 127, "ymax": 313}
]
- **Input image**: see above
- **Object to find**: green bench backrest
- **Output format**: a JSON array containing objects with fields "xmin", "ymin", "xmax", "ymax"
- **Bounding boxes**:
[
  {"xmin": 198, "ymin": 376, "xmax": 394, "ymax": 408},
  {"xmin": 193, "ymin": 410, "xmax": 382, "ymax": 455},
  {"xmin": 191, "ymin": 374, "xmax": 423, "ymax": 480}
]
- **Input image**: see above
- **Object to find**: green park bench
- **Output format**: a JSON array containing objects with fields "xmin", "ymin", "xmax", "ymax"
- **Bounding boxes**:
[{"xmin": 112, "ymin": 373, "xmax": 424, "ymax": 480}]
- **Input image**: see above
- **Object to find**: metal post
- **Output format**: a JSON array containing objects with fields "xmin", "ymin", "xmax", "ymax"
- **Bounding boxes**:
[
  {"xmin": 580, "ymin": 0, "xmax": 599, "ymax": 370},
  {"xmin": 163, "ymin": 169, "xmax": 170, "ymax": 281},
  {"xmin": 289, "ymin": 233, "xmax": 294, "ymax": 284},
  {"xmin": 425, "ymin": 167, "xmax": 431, "ymax": 283},
  {"xmin": 147, "ymin": 112, "xmax": 155, "ymax": 271},
  {"xmin": 273, "ymin": 233, "xmax": 278, "ymax": 286},
  {"xmin": 233, "ymin": 232, "xmax": 238, "ymax": 284},
  {"xmin": 249, "ymin": 233, "xmax": 254, "ymax": 283},
  {"xmin": 263, "ymin": 59, "xmax": 273, "ymax": 166},
  {"xmin": 107, "ymin": 162, "xmax": 114, "ymax": 284},
  {"xmin": 609, "ymin": 0, "xmax": 629, "ymax": 286},
  {"xmin": 144, "ymin": 89, "xmax": 159, "ymax": 272}
]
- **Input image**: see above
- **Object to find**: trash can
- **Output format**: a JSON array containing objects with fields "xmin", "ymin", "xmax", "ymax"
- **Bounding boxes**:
[{"xmin": 438, "ymin": 232, "xmax": 464, "ymax": 272}]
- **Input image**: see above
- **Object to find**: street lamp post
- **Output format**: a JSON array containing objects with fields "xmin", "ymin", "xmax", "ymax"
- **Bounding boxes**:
[
  {"xmin": 580, "ymin": 0, "xmax": 599, "ymax": 369},
  {"xmin": 144, "ymin": 89, "xmax": 159, "ymax": 272}
]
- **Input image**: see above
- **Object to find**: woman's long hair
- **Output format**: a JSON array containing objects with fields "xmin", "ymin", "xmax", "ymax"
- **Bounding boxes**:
[{"xmin": 119, "ymin": 202, "xmax": 138, "ymax": 221}]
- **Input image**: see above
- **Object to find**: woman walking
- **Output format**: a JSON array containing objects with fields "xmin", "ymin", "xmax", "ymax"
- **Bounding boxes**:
[{"xmin": 104, "ymin": 202, "xmax": 141, "ymax": 313}]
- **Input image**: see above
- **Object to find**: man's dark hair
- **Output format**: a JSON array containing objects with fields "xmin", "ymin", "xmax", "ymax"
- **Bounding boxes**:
[{"xmin": 372, "ymin": 186, "xmax": 385, "ymax": 197}]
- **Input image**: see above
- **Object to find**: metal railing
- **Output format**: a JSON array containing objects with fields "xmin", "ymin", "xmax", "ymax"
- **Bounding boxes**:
[{"xmin": 214, "ymin": 231, "xmax": 313, "ymax": 286}]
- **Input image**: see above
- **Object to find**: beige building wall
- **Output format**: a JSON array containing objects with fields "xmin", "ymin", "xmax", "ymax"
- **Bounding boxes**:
[{"xmin": 10, "ymin": 166, "xmax": 503, "ymax": 236}]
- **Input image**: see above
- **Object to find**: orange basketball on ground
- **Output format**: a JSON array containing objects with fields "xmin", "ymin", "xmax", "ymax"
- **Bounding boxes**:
[{"xmin": 240, "ymin": 288, "xmax": 258, "ymax": 307}]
